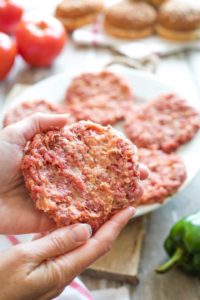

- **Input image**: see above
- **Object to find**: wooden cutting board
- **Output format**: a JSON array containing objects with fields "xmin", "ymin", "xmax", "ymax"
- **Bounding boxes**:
[
  {"xmin": 5, "ymin": 84, "xmax": 148, "ymax": 284},
  {"xmin": 84, "ymin": 216, "xmax": 147, "ymax": 284}
]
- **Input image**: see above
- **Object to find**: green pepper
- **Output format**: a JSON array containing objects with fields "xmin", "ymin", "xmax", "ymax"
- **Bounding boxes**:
[{"xmin": 156, "ymin": 211, "xmax": 200, "ymax": 275}]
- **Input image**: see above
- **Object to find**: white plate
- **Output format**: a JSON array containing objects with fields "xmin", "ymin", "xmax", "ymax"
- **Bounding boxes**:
[{"xmin": 2, "ymin": 68, "xmax": 200, "ymax": 217}]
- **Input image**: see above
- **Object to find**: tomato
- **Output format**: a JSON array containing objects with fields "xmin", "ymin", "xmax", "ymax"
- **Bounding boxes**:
[
  {"xmin": 0, "ymin": 33, "xmax": 16, "ymax": 80},
  {"xmin": 0, "ymin": 0, "xmax": 23, "ymax": 34},
  {"xmin": 16, "ymin": 16, "xmax": 67, "ymax": 67}
]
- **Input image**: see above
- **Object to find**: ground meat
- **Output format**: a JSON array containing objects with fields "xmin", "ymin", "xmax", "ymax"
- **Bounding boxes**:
[
  {"xmin": 65, "ymin": 70, "xmax": 134, "ymax": 125},
  {"xmin": 3, "ymin": 99, "xmax": 65, "ymax": 127},
  {"xmin": 124, "ymin": 93, "xmax": 200, "ymax": 153},
  {"xmin": 134, "ymin": 148, "xmax": 187, "ymax": 206},
  {"xmin": 68, "ymin": 95, "xmax": 125, "ymax": 125},
  {"xmin": 22, "ymin": 121, "xmax": 142, "ymax": 232}
]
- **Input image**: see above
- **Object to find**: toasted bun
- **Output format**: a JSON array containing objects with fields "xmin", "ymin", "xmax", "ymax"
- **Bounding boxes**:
[
  {"xmin": 104, "ymin": 1, "xmax": 156, "ymax": 39},
  {"xmin": 56, "ymin": 13, "xmax": 99, "ymax": 31},
  {"xmin": 158, "ymin": 0, "xmax": 200, "ymax": 31},
  {"xmin": 55, "ymin": 0, "xmax": 103, "ymax": 30},
  {"xmin": 55, "ymin": 0, "xmax": 103, "ymax": 18},
  {"xmin": 156, "ymin": 24, "xmax": 200, "ymax": 41},
  {"xmin": 104, "ymin": 20, "xmax": 154, "ymax": 39}
]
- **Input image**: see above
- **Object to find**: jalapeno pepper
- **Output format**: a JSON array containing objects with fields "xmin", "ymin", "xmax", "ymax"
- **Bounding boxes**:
[{"xmin": 156, "ymin": 211, "xmax": 200, "ymax": 275}]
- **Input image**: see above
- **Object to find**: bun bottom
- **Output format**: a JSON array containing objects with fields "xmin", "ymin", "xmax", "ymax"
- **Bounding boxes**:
[
  {"xmin": 156, "ymin": 24, "xmax": 200, "ymax": 41},
  {"xmin": 55, "ymin": 13, "xmax": 99, "ymax": 31},
  {"xmin": 104, "ymin": 21, "xmax": 153, "ymax": 39}
]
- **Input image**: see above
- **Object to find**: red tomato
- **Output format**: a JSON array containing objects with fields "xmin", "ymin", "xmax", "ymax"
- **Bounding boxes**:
[
  {"xmin": 0, "ymin": 33, "xmax": 16, "ymax": 80},
  {"xmin": 0, "ymin": 0, "xmax": 23, "ymax": 34},
  {"xmin": 16, "ymin": 16, "xmax": 67, "ymax": 67}
]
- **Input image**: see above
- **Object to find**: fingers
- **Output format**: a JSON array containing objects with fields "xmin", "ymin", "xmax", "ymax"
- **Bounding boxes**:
[
  {"xmin": 133, "ymin": 163, "xmax": 149, "ymax": 200},
  {"xmin": 2, "ymin": 113, "xmax": 70, "ymax": 147},
  {"xmin": 139, "ymin": 163, "xmax": 149, "ymax": 180},
  {"xmin": 22, "ymin": 113, "xmax": 70, "ymax": 142},
  {"xmin": 53, "ymin": 207, "xmax": 135, "ymax": 280},
  {"xmin": 32, "ymin": 232, "xmax": 48, "ymax": 241},
  {"xmin": 133, "ymin": 183, "xmax": 144, "ymax": 200},
  {"xmin": 25, "ymin": 208, "xmax": 134, "ymax": 292},
  {"xmin": 30, "ymin": 223, "xmax": 92, "ymax": 262}
]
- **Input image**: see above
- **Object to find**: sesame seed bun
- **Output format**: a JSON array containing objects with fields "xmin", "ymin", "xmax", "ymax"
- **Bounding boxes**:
[
  {"xmin": 55, "ymin": 0, "xmax": 103, "ymax": 31},
  {"xmin": 156, "ymin": 0, "xmax": 200, "ymax": 41},
  {"xmin": 104, "ymin": 1, "xmax": 157, "ymax": 39},
  {"xmin": 156, "ymin": 24, "xmax": 200, "ymax": 41}
]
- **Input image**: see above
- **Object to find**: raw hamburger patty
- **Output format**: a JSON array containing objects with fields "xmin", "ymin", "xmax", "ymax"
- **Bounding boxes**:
[
  {"xmin": 22, "ymin": 121, "xmax": 142, "ymax": 232},
  {"xmin": 68, "ymin": 96, "xmax": 124, "ymax": 125},
  {"xmin": 124, "ymin": 93, "xmax": 200, "ymax": 153},
  {"xmin": 3, "ymin": 99, "xmax": 62, "ymax": 127},
  {"xmin": 134, "ymin": 148, "xmax": 187, "ymax": 206},
  {"xmin": 65, "ymin": 71, "xmax": 134, "ymax": 125}
]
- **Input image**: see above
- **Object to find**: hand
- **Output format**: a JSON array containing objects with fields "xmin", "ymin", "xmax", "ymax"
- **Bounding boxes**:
[
  {"xmin": 0, "ymin": 113, "xmax": 148, "ymax": 234},
  {"xmin": 0, "ymin": 207, "xmax": 135, "ymax": 300},
  {"xmin": 0, "ymin": 113, "xmax": 69, "ymax": 234}
]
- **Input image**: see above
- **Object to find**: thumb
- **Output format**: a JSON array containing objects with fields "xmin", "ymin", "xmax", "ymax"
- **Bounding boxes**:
[
  {"xmin": 1, "ymin": 113, "xmax": 70, "ymax": 147},
  {"xmin": 30, "ymin": 224, "xmax": 92, "ymax": 262}
]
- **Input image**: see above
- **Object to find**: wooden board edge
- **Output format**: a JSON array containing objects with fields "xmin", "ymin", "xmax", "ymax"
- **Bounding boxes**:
[{"xmin": 82, "ymin": 268, "xmax": 139, "ymax": 285}]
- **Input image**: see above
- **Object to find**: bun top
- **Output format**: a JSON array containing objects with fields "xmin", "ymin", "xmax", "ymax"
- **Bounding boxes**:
[
  {"xmin": 158, "ymin": 0, "xmax": 200, "ymax": 31},
  {"xmin": 105, "ymin": 1, "xmax": 157, "ymax": 30},
  {"xmin": 56, "ymin": 0, "xmax": 103, "ymax": 18}
]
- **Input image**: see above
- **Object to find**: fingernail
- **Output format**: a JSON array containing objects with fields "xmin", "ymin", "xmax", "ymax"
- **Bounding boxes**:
[
  {"xmin": 127, "ymin": 207, "xmax": 136, "ymax": 218},
  {"xmin": 71, "ymin": 224, "xmax": 92, "ymax": 242},
  {"xmin": 133, "ymin": 184, "xmax": 144, "ymax": 200}
]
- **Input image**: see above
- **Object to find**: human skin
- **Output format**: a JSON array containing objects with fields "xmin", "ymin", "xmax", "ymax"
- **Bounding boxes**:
[
  {"xmin": 0, "ymin": 208, "xmax": 136, "ymax": 300},
  {"xmin": 0, "ymin": 113, "xmax": 68, "ymax": 234},
  {"xmin": 0, "ymin": 113, "xmax": 148, "ymax": 299},
  {"xmin": 0, "ymin": 112, "xmax": 148, "ymax": 234}
]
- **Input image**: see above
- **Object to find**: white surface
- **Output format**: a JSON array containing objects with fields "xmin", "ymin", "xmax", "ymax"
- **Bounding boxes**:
[
  {"xmin": 2, "ymin": 68, "xmax": 200, "ymax": 217},
  {"xmin": 92, "ymin": 287, "xmax": 130, "ymax": 300},
  {"xmin": 73, "ymin": 25, "xmax": 200, "ymax": 59}
]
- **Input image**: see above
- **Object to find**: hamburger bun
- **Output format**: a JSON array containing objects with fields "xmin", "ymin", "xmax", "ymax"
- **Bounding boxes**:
[{"xmin": 104, "ymin": 1, "xmax": 157, "ymax": 39}]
